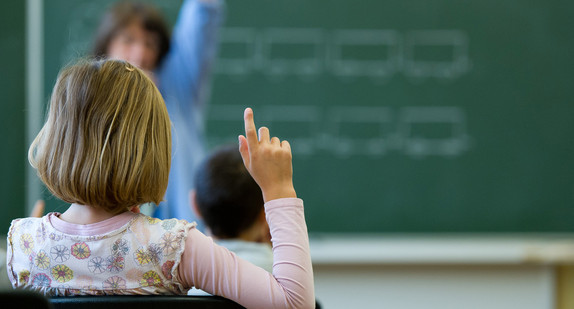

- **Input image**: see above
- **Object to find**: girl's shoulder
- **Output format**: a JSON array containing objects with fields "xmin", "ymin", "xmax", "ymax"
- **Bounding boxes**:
[
  {"xmin": 8, "ymin": 215, "xmax": 48, "ymax": 237},
  {"xmin": 8, "ymin": 213, "xmax": 197, "ymax": 242},
  {"xmin": 128, "ymin": 214, "xmax": 197, "ymax": 243},
  {"xmin": 132, "ymin": 214, "xmax": 196, "ymax": 230}
]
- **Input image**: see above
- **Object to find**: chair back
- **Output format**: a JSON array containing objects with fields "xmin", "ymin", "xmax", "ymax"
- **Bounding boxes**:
[
  {"xmin": 50, "ymin": 295, "xmax": 245, "ymax": 309},
  {"xmin": 0, "ymin": 289, "xmax": 53, "ymax": 309}
]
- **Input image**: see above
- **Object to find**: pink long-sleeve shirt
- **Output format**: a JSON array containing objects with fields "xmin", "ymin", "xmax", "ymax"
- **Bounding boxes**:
[{"xmin": 7, "ymin": 198, "xmax": 314, "ymax": 309}]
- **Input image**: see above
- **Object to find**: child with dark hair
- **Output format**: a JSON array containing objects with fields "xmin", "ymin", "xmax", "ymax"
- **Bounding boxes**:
[{"xmin": 192, "ymin": 145, "xmax": 272, "ymax": 271}]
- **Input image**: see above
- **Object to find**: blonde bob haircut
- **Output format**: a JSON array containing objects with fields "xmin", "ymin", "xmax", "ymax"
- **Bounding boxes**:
[{"xmin": 29, "ymin": 59, "xmax": 171, "ymax": 214}]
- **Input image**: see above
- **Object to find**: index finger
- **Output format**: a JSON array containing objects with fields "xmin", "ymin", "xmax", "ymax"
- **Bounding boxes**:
[{"xmin": 244, "ymin": 108, "xmax": 258, "ymax": 150}]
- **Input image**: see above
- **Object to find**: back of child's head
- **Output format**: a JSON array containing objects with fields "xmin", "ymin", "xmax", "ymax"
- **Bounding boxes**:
[
  {"xmin": 194, "ymin": 144, "xmax": 264, "ymax": 239},
  {"xmin": 29, "ymin": 59, "xmax": 171, "ymax": 214}
]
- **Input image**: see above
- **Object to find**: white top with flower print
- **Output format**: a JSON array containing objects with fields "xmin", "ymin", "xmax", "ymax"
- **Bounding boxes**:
[
  {"xmin": 7, "ymin": 211, "xmax": 192, "ymax": 295},
  {"xmin": 6, "ymin": 198, "xmax": 315, "ymax": 309}
]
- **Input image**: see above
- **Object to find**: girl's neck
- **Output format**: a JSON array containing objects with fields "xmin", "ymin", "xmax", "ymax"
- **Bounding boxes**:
[{"xmin": 59, "ymin": 203, "xmax": 121, "ymax": 225}]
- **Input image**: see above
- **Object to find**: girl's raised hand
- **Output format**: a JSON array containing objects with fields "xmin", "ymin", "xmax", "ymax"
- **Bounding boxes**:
[{"xmin": 238, "ymin": 108, "xmax": 297, "ymax": 203}]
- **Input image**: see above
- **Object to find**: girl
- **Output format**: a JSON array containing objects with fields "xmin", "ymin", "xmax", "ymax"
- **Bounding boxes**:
[
  {"xmin": 93, "ymin": 0, "xmax": 224, "ymax": 225},
  {"xmin": 7, "ymin": 59, "xmax": 314, "ymax": 309}
]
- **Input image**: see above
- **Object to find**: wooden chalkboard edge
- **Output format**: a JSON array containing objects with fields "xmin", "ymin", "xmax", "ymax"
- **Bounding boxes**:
[{"xmin": 309, "ymin": 233, "xmax": 574, "ymax": 265}]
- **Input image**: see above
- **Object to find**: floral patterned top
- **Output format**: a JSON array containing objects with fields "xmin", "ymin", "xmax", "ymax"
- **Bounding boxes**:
[
  {"xmin": 6, "ymin": 199, "xmax": 315, "ymax": 309},
  {"xmin": 6, "ymin": 212, "xmax": 193, "ymax": 295}
]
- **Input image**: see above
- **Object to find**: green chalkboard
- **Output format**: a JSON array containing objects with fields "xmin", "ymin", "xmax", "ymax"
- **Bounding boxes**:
[
  {"xmin": 0, "ymin": 0, "xmax": 27, "ymax": 234},
  {"xmin": 43, "ymin": 0, "xmax": 574, "ymax": 233}
]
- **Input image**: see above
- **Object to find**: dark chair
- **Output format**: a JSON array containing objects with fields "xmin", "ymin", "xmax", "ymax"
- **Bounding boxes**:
[
  {"xmin": 50, "ymin": 295, "xmax": 321, "ymax": 309},
  {"xmin": 0, "ymin": 289, "xmax": 53, "ymax": 309},
  {"xmin": 50, "ymin": 295, "xmax": 245, "ymax": 309}
]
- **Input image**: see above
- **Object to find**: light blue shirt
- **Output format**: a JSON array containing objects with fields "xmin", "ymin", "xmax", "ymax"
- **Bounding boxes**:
[
  {"xmin": 187, "ymin": 239, "xmax": 273, "ymax": 296},
  {"xmin": 216, "ymin": 239, "xmax": 274, "ymax": 272},
  {"xmin": 154, "ymin": 0, "xmax": 224, "ymax": 229}
]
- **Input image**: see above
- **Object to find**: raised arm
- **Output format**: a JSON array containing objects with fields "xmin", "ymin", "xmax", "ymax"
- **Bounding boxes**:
[
  {"xmin": 157, "ymin": 0, "xmax": 224, "ymax": 117},
  {"xmin": 178, "ymin": 108, "xmax": 315, "ymax": 309}
]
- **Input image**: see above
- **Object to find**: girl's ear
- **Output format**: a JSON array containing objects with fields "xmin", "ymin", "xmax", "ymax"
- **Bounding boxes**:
[{"xmin": 189, "ymin": 190, "xmax": 202, "ymax": 219}]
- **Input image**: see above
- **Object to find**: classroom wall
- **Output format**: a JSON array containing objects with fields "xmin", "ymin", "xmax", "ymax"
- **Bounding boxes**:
[
  {"xmin": 313, "ymin": 264, "xmax": 554, "ymax": 309},
  {"xmin": 309, "ymin": 234, "xmax": 574, "ymax": 308}
]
